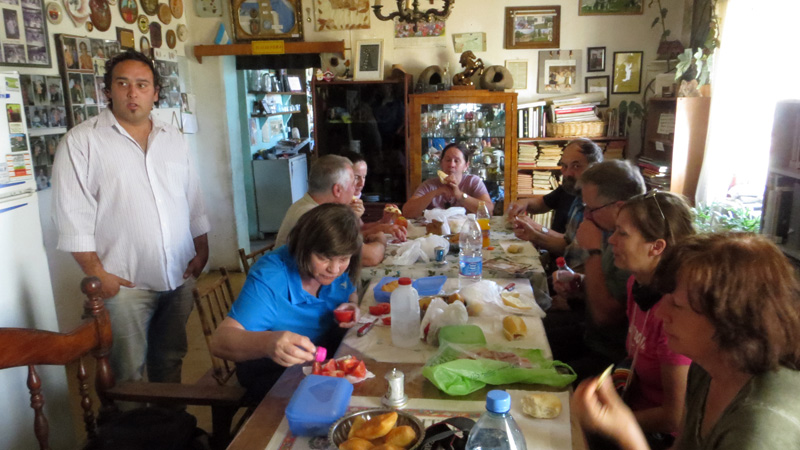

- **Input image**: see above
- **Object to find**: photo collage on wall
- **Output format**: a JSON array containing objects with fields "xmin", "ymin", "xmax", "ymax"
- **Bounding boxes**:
[
  {"xmin": 154, "ymin": 58, "xmax": 183, "ymax": 109},
  {"xmin": 19, "ymin": 74, "xmax": 65, "ymax": 191},
  {"xmin": 0, "ymin": 0, "xmax": 50, "ymax": 66},
  {"xmin": 56, "ymin": 34, "xmax": 121, "ymax": 129}
]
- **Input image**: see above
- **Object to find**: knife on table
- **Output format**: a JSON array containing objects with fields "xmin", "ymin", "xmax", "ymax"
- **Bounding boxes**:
[{"xmin": 357, "ymin": 318, "xmax": 380, "ymax": 337}]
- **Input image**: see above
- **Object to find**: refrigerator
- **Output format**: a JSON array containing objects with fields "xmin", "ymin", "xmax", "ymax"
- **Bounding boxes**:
[
  {"xmin": 0, "ymin": 72, "xmax": 76, "ymax": 448},
  {"xmin": 253, "ymin": 153, "xmax": 308, "ymax": 233}
]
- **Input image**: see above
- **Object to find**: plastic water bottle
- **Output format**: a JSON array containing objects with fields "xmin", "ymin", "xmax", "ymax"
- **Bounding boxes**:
[
  {"xmin": 554, "ymin": 257, "xmax": 576, "ymax": 282},
  {"xmin": 476, "ymin": 201, "xmax": 491, "ymax": 248},
  {"xmin": 459, "ymin": 214, "xmax": 483, "ymax": 288},
  {"xmin": 465, "ymin": 390, "xmax": 527, "ymax": 450},
  {"xmin": 390, "ymin": 277, "xmax": 420, "ymax": 348}
]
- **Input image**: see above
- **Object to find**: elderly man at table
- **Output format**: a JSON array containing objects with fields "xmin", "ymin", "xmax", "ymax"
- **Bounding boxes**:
[
  {"xmin": 274, "ymin": 154, "xmax": 387, "ymax": 266},
  {"xmin": 511, "ymin": 139, "xmax": 603, "ymax": 269},
  {"xmin": 345, "ymin": 152, "xmax": 407, "ymax": 241},
  {"xmin": 550, "ymin": 160, "xmax": 645, "ymax": 381}
]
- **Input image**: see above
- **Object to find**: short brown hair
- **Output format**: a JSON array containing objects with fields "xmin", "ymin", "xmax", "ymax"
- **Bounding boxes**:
[
  {"xmin": 288, "ymin": 203, "xmax": 362, "ymax": 284},
  {"xmin": 579, "ymin": 160, "xmax": 645, "ymax": 202},
  {"xmin": 655, "ymin": 233, "xmax": 800, "ymax": 373},
  {"xmin": 619, "ymin": 190, "xmax": 695, "ymax": 248}
]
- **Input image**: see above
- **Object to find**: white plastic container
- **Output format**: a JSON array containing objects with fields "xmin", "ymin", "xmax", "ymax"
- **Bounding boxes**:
[{"xmin": 390, "ymin": 277, "xmax": 420, "ymax": 348}]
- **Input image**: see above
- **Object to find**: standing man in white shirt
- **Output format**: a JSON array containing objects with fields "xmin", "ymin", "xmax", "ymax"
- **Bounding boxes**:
[{"xmin": 52, "ymin": 51, "xmax": 210, "ymax": 385}]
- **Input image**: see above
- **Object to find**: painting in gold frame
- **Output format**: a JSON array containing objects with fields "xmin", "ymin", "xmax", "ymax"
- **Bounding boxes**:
[{"xmin": 231, "ymin": 0, "xmax": 303, "ymax": 41}]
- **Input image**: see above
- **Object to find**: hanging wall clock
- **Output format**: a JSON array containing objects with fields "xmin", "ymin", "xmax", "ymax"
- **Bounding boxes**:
[
  {"xmin": 63, "ymin": 0, "xmax": 90, "ymax": 25},
  {"xmin": 140, "ymin": 0, "xmax": 157, "ymax": 16},
  {"xmin": 118, "ymin": 0, "xmax": 138, "ymax": 24},
  {"xmin": 89, "ymin": 0, "xmax": 112, "ymax": 31},
  {"xmin": 157, "ymin": 3, "xmax": 171, "ymax": 24},
  {"xmin": 137, "ymin": 14, "xmax": 149, "ymax": 32}
]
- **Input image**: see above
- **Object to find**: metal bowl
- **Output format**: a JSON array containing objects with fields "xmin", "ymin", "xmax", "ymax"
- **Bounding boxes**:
[{"xmin": 328, "ymin": 408, "xmax": 425, "ymax": 450}]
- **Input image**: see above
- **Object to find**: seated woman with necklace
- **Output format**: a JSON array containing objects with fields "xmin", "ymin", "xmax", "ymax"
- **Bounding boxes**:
[{"xmin": 573, "ymin": 232, "xmax": 800, "ymax": 449}]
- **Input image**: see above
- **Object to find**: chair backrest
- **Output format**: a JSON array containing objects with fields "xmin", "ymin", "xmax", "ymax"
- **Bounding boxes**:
[
  {"xmin": 192, "ymin": 267, "xmax": 237, "ymax": 385},
  {"xmin": 0, "ymin": 277, "xmax": 114, "ymax": 450},
  {"xmin": 237, "ymin": 243, "xmax": 274, "ymax": 274}
]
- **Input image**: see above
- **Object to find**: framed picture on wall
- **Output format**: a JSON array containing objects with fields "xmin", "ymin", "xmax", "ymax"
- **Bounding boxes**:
[
  {"xmin": 537, "ymin": 49, "xmax": 582, "ymax": 95},
  {"xmin": 354, "ymin": 39, "xmax": 384, "ymax": 81},
  {"xmin": 587, "ymin": 46, "xmax": 605, "ymax": 72},
  {"xmin": 0, "ymin": 0, "xmax": 51, "ymax": 67},
  {"xmin": 579, "ymin": 0, "xmax": 643, "ymax": 16},
  {"xmin": 504, "ymin": 6, "xmax": 560, "ymax": 50},
  {"xmin": 612, "ymin": 51, "xmax": 643, "ymax": 94},
  {"xmin": 585, "ymin": 75, "xmax": 609, "ymax": 107},
  {"xmin": 231, "ymin": 0, "xmax": 303, "ymax": 42}
]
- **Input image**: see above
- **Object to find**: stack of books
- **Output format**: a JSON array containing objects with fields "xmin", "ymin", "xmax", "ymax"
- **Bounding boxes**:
[
  {"xmin": 518, "ymin": 101, "xmax": 547, "ymax": 138},
  {"xmin": 518, "ymin": 143, "xmax": 538, "ymax": 169},
  {"xmin": 637, "ymin": 156, "xmax": 671, "ymax": 190},
  {"xmin": 518, "ymin": 172, "xmax": 533, "ymax": 195},
  {"xmin": 532, "ymin": 172, "xmax": 556, "ymax": 195},
  {"xmin": 603, "ymin": 141, "xmax": 625, "ymax": 159},
  {"xmin": 551, "ymin": 103, "xmax": 601, "ymax": 123},
  {"xmin": 537, "ymin": 144, "xmax": 562, "ymax": 167}
]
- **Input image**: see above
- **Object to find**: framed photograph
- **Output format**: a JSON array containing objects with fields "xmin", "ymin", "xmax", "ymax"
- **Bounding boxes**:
[
  {"xmin": 286, "ymin": 75, "xmax": 302, "ymax": 92},
  {"xmin": 585, "ymin": 75, "xmax": 609, "ymax": 107},
  {"xmin": 538, "ymin": 49, "xmax": 582, "ymax": 94},
  {"xmin": 231, "ymin": 0, "xmax": 303, "ymax": 42},
  {"xmin": 612, "ymin": 51, "xmax": 643, "ymax": 94},
  {"xmin": 587, "ymin": 46, "xmax": 605, "ymax": 72},
  {"xmin": 354, "ymin": 39, "xmax": 383, "ymax": 81},
  {"xmin": 313, "ymin": 0, "xmax": 369, "ymax": 31},
  {"xmin": 504, "ymin": 6, "xmax": 560, "ymax": 50},
  {"xmin": 0, "ymin": 0, "xmax": 51, "ymax": 67},
  {"xmin": 579, "ymin": 0, "xmax": 643, "ymax": 16}
]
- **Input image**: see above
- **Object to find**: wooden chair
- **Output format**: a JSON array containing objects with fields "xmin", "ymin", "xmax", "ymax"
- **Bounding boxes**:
[
  {"xmin": 191, "ymin": 267, "xmax": 237, "ymax": 385},
  {"xmin": 0, "ymin": 277, "xmax": 245, "ymax": 450},
  {"xmin": 237, "ymin": 244, "xmax": 274, "ymax": 274}
]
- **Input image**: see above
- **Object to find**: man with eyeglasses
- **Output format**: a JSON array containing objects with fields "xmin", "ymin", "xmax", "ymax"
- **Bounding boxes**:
[
  {"xmin": 510, "ymin": 139, "xmax": 603, "ymax": 266},
  {"xmin": 549, "ymin": 160, "xmax": 646, "ymax": 380}
]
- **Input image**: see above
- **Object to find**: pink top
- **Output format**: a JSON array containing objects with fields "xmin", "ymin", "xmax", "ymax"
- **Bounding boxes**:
[
  {"xmin": 625, "ymin": 275, "xmax": 691, "ymax": 411},
  {"xmin": 412, "ymin": 174, "xmax": 489, "ymax": 209}
]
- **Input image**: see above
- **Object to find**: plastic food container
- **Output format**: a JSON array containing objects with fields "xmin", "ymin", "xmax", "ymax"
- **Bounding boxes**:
[
  {"xmin": 373, "ymin": 276, "xmax": 447, "ymax": 303},
  {"xmin": 285, "ymin": 374, "xmax": 353, "ymax": 436},
  {"xmin": 438, "ymin": 324, "xmax": 487, "ymax": 348}
]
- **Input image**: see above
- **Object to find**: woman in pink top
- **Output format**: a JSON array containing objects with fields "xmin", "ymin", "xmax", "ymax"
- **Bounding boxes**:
[{"xmin": 604, "ymin": 190, "xmax": 696, "ymax": 449}]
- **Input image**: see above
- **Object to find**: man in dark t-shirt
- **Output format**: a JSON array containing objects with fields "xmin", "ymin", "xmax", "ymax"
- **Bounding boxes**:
[{"xmin": 541, "ymin": 186, "xmax": 576, "ymax": 233}]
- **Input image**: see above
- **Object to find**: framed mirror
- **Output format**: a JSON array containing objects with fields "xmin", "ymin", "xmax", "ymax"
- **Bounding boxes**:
[{"xmin": 231, "ymin": 0, "xmax": 303, "ymax": 41}]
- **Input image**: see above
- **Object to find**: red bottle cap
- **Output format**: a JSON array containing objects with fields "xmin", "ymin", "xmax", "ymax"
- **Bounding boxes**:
[
  {"xmin": 398, "ymin": 277, "xmax": 412, "ymax": 285},
  {"xmin": 556, "ymin": 257, "xmax": 566, "ymax": 267},
  {"xmin": 315, "ymin": 347, "xmax": 327, "ymax": 362}
]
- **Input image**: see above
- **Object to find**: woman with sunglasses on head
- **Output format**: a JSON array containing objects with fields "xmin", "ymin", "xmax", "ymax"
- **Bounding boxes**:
[
  {"xmin": 589, "ymin": 191, "xmax": 696, "ymax": 449},
  {"xmin": 574, "ymin": 232, "xmax": 800, "ymax": 449}
]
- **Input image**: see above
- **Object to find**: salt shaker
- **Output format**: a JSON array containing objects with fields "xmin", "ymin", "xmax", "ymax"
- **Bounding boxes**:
[{"xmin": 382, "ymin": 368, "xmax": 408, "ymax": 409}]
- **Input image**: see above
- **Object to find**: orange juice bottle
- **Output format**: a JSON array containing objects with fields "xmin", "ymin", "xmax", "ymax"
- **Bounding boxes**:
[{"xmin": 477, "ymin": 201, "xmax": 491, "ymax": 248}]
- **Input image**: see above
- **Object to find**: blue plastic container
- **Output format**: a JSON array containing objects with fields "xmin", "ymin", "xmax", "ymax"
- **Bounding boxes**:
[
  {"xmin": 285, "ymin": 375, "xmax": 353, "ymax": 436},
  {"xmin": 374, "ymin": 275, "xmax": 447, "ymax": 303}
]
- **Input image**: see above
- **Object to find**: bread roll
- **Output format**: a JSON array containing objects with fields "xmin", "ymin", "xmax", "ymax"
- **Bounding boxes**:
[
  {"xmin": 339, "ymin": 437, "xmax": 374, "ymax": 450},
  {"xmin": 383, "ymin": 425, "xmax": 417, "ymax": 448},
  {"xmin": 502, "ymin": 315, "xmax": 527, "ymax": 341},
  {"xmin": 501, "ymin": 292, "xmax": 532, "ymax": 310},
  {"xmin": 371, "ymin": 445, "xmax": 403, "ymax": 450},
  {"xmin": 466, "ymin": 300, "xmax": 484, "ymax": 317},
  {"xmin": 507, "ymin": 244, "xmax": 524, "ymax": 254},
  {"xmin": 426, "ymin": 219, "xmax": 444, "ymax": 235},
  {"xmin": 521, "ymin": 393, "xmax": 562, "ymax": 419},
  {"xmin": 354, "ymin": 412, "xmax": 398, "ymax": 440},
  {"xmin": 348, "ymin": 416, "xmax": 367, "ymax": 439},
  {"xmin": 437, "ymin": 170, "xmax": 449, "ymax": 183}
]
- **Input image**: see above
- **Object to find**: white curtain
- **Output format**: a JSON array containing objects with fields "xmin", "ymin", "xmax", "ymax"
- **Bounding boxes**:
[{"xmin": 695, "ymin": 0, "xmax": 800, "ymax": 205}]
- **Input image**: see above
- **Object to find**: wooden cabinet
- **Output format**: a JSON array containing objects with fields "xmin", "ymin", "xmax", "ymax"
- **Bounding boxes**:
[
  {"xmin": 641, "ymin": 97, "xmax": 711, "ymax": 202},
  {"xmin": 762, "ymin": 100, "xmax": 800, "ymax": 261},
  {"xmin": 312, "ymin": 76, "xmax": 412, "ymax": 221},
  {"xmin": 407, "ymin": 90, "xmax": 517, "ymax": 214}
]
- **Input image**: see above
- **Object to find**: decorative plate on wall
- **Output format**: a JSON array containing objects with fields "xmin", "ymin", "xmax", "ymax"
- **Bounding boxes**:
[
  {"xmin": 89, "ymin": 0, "xmax": 111, "ymax": 31},
  {"xmin": 140, "ymin": 0, "xmax": 157, "ymax": 16},
  {"xmin": 63, "ymin": 0, "xmax": 90, "ymax": 25},
  {"xmin": 176, "ymin": 23, "xmax": 187, "ymax": 41},
  {"xmin": 46, "ymin": 2, "xmax": 63, "ymax": 24},
  {"xmin": 137, "ymin": 14, "xmax": 149, "ymax": 32},
  {"xmin": 169, "ymin": 0, "xmax": 182, "ymax": 18},
  {"xmin": 157, "ymin": 3, "xmax": 172, "ymax": 24},
  {"xmin": 118, "ymin": 0, "xmax": 138, "ymax": 24},
  {"xmin": 149, "ymin": 22, "xmax": 162, "ymax": 47},
  {"xmin": 140, "ymin": 36, "xmax": 151, "ymax": 55},
  {"xmin": 166, "ymin": 29, "xmax": 176, "ymax": 48}
]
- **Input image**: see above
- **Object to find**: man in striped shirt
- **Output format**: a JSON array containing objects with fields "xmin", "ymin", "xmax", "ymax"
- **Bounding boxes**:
[{"xmin": 52, "ymin": 51, "xmax": 210, "ymax": 385}]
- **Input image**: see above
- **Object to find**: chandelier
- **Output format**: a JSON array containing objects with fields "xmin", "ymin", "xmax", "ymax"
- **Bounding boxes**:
[{"xmin": 372, "ymin": 0, "xmax": 455, "ymax": 31}]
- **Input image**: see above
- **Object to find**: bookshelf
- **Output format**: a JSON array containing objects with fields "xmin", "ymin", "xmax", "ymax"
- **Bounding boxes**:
[
  {"xmin": 639, "ymin": 97, "xmax": 711, "ymax": 203},
  {"xmin": 762, "ymin": 100, "xmax": 800, "ymax": 261}
]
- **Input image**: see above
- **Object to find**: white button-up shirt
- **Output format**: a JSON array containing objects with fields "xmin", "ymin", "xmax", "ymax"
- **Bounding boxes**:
[{"xmin": 52, "ymin": 108, "xmax": 210, "ymax": 291}]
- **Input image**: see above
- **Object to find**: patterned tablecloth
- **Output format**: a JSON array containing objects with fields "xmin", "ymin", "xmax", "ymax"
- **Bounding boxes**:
[{"xmin": 360, "ymin": 217, "xmax": 549, "ymax": 301}]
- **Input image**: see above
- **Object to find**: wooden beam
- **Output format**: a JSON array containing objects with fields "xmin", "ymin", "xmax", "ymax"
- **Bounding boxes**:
[{"xmin": 193, "ymin": 40, "xmax": 345, "ymax": 63}]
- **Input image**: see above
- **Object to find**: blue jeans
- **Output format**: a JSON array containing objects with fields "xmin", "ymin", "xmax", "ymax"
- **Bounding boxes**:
[{"xmin": 104, "ymin": 279, "xmax": 195, "ymax": 384}]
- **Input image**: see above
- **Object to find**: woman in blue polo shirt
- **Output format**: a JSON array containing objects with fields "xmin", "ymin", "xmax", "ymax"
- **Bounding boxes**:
[{"xmin": 211, "ymin": 203, "xmax": 362, "ymax": 399}]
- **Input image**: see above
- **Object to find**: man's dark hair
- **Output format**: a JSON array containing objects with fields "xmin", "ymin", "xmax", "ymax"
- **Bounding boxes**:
[
  {"xmin": 102, "ymin": 50, "xmax": 163, "ymax": 108},
  {"xmin": 343, "ymin": 151, "xmax": 365, "ymax": 165},
  {"xmin": 566, "ymin": 138, "xmax": 603, "ymax": 164}
]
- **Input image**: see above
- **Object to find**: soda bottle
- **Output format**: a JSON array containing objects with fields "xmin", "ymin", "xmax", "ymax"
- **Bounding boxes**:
[
  {"xmin": 459, "ymin": 214, "xmax": 483, "ymax": 288},
  {"xmin": 465, "ymin": 390, "xmax": 527, "ymax": 450},
  {"xmin": 554, "ymin": 257, "xmax": 576, "ymax": 282},
  {"xmin": 390, "ymin": 277, "xmax": 420, "ymax": 348},
  {"xmin": 476, "ymin": 201, "xmax": 491, "ymax": 248}
]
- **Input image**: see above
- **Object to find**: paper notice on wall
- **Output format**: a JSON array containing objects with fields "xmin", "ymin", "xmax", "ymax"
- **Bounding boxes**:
[
  {"xmin": 657, "ymin": 113, "xmax": 675, "ymax": 134},
  {"xmin": 655, "ymin": 141, "xmax": 665, "ymax": 152}
]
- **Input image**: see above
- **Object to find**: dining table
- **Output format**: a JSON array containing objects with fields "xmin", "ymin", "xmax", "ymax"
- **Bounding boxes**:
[{"xmin": 226, "ymin": 275, "xmax": 587, "ymax": 450}]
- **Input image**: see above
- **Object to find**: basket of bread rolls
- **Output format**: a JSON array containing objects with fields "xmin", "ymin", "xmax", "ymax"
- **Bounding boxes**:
[{"xmin": 330, "ymin": 409, "xmax": 425, "ymax": 450}]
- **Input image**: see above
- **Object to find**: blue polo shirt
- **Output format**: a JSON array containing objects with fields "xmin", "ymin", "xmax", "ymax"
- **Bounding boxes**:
[{"xmin": 229, "ymin": 245, "xmax": 355, "ymax": 344}]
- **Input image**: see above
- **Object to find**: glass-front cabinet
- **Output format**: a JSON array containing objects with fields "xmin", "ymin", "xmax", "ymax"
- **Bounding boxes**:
[{"xmin": 408, "ymin": 90, "xmax": 518, "ymax": 214}]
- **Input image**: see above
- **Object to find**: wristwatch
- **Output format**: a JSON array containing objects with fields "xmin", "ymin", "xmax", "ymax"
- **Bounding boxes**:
[
  {"xmin": 587, "ymin": 248, "xmax": 603, "ymax": 257},
  {"xmin": 461, "ymin": 192, "xmax": 468, "ymax": 200},
  {"xmin": 539, "ymin": 226, "xmax": 549, "ymax": 234}
]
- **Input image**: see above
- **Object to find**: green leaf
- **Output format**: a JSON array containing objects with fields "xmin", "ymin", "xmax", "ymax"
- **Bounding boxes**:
[
  {"xmin": 663, "ymin": 29, "xmax": 671, "ymax": 37},
  {"xmin": 694, "ymin": 48, "xmax": 705, "ymax": 61},
  {"xmin": 651, "ymin": 17, "xmax": 660, "ymax": 28},
  {"xmin": 660, "ymin": 7, "xmax": 668, "ymax": 18},
  {"xmin": 674, "ymin": 48, "xmax": 693, "ymax": 80},
  {"xmin": 628, "ymin": 101, "xmax": 644, "ymax": 118}
]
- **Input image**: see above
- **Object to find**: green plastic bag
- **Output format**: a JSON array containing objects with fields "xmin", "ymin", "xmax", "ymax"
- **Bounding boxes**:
[{"xmin": 422, "ymin": 344, "xmax": 576, "ymax": 396}]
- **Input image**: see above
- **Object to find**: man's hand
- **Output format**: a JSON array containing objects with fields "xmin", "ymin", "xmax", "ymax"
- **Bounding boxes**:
[
  {"xmin": 576, "ymin": 220, "xmax": 604, "ymax": 250},
  {"xmin": 264, "ymin": 331, "xmax": 316, "ymax": 367},
  {"xmin": 507, "ymin": 199, "xmax": 530, "ymax": 218},
  {"xmin": 184, "ymin": 234, "xmax": 209, "ymax": 280},
  {"xmin": 383, "ymin": 224, "xmax": 407, "ymax": 241},
  {"xmin": 350, "ymin": 198, "xmax": 365, "ymax": 218},
  {"xmin": 96, "ymin": 270, "xmax": 135, "ymax": 299},
  {"xmin": 513, "ymin": 215, "xmax": 544, "ymax": 243}
]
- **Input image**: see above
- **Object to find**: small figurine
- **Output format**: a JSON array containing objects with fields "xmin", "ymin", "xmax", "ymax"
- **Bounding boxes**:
[
  {"xmin": 453, "ymin": 51, "xmax": 485, "ymax": 86},
  {"xmin": 315, "ymin": 68, "xmax": 324, "ymax": 81}
]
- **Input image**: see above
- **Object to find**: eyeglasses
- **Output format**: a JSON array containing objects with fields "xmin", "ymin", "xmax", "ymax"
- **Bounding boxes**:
[
  {"xmin": 645, "ymin": 189, "xmax": 666, "ymax": 222},
  {"xmin": 584, "ymin": 200, "xmax": 616, "ymax": 216}
]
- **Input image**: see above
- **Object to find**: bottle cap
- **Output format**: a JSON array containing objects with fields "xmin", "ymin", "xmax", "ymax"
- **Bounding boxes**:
[
  {"xmin": 398, "ymin": 277, "xmax": 412, "ymax": 285},
  {"xmin": 486, "ymin": 390, "xmax": 511, "ymax": 414},
  {"xmin": 556, "ymin": 257, "xmax": 566, "ymax": 267},
  {"xmin": 315, "ymin": 347, "xmax": 327, "ymax": 362}
]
